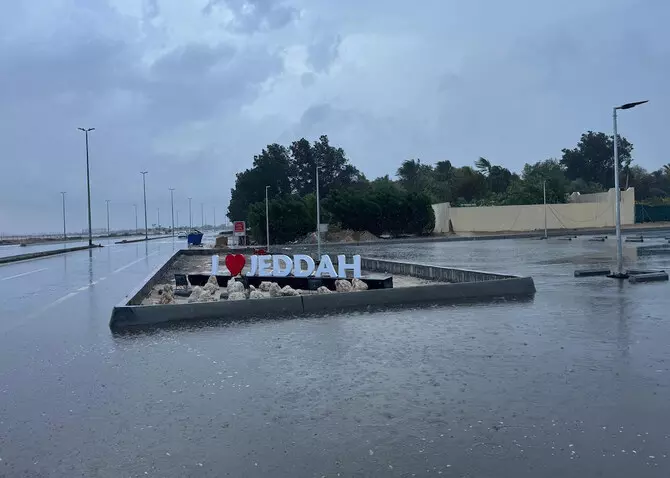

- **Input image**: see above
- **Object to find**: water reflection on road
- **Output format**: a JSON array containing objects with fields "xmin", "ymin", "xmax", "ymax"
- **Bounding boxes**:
[{"xmin": 1, "ymin": 235, "xmax": 670, "ymax": 477}]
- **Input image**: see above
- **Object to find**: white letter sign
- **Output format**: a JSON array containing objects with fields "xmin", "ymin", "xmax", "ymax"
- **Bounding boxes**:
[
  {"xmin": 272, "ymin": 254, "xmax": 293, "ymax": 277},
  {"xmin": 246, "ymin": 254, "xmax": 361, "ymax": 279}
]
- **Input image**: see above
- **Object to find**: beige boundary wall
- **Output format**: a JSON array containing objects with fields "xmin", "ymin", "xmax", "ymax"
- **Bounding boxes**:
[{"xmin": 433, "ymin": 188, "xmax": 635, "ymax": 233}]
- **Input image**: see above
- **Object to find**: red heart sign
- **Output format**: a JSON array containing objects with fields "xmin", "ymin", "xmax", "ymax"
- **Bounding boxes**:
[{"xmin": 225, "ymin": 254, "xmax": 246, "ymax": 277}]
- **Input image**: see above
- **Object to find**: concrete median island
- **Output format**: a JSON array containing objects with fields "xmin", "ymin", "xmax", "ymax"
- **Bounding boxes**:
[{"xmin": 109, "ymin": 249, "xmax": 536, "ymax": 330}]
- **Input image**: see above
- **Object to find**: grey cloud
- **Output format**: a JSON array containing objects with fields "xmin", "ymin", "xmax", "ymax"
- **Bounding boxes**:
[
  {"xmin": 300, "ymin": 72, "xmax": 316, "ymax": 88},
  {"xmin": 203, "ymin": 0, "xmax": 297, "ymax": 32},
  {"xmin": 306, "ymin": 33, "xmax": 341, "ymax": 73},
  {"xmin": 2, "ymin": 0, "xmax": 670, "ymax": 234}
]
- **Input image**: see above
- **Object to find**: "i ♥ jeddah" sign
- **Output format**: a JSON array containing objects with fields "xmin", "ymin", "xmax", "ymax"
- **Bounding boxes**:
[{"xmin": 224, "ymin": 254, "xmax": 362, "ymax": 279}]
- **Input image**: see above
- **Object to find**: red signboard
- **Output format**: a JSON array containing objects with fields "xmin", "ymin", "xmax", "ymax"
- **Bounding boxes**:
[{"xmin": 233, "ymin": 221, "xmax": 246, "ymax": 236}]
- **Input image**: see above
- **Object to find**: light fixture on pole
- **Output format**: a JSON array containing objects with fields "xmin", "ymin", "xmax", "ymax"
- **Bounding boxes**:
[
  {"xmin": 315, "ymin": 157, "xmax": 322, "ymax": 258},
  {"xmin": 188, "ymin": 197, "xmax": 192, "ymax": 229},
  {"xmin": 169, "ymin": 188, "xmax": 175, "ymax": 237},
  {"xmin": 265, "ymin": 185, "xmax": 270, "ymax": 252},
  {"xmin": 140, "ymin": 171, "xmax": 149, "ymax": 240},
  {"xmin": 609, "ymin": 100, "xmax": 648, "ymax": 279},
  {"xmin": 60, "ymin": 192, "xmax": 67, "ymax": 241},
  {"xmin": 105, "ymin": 199, "xmax": 111, "ymax": 236},
  {"xmin": 77, "ymin": 127, "xmax": 95, "ymax": 246}
]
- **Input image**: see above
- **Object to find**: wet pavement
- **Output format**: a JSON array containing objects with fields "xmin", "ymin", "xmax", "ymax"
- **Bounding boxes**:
[{"xmin": 1, "ymin": 234, "xmax": 670, "ymax": 477}]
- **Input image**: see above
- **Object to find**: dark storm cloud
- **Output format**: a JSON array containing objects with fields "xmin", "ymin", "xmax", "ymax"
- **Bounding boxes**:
[{"xmin": 1, "ymin": 0, "xmax": 669, "ymax": 234}]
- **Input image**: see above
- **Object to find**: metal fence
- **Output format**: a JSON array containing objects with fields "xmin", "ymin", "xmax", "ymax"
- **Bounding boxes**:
[{"xmin": 635, "ymin": 204, "xmax": 670, "ymax": 223}]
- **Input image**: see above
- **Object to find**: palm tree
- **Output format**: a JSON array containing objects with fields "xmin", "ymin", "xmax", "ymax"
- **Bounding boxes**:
[
  {"xmin": 663, "ymin": 164, "xmax": 670, "ymax": 176},
  {"xmin": 474, "ymin": 157, "xmax": 492, "ymax": 176}
]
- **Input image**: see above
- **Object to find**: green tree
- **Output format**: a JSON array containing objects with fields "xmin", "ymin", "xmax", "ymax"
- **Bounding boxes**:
[
  {"xmin": 505, "ymin": 159, "xmax": 568, "ymax": 205},
  {"xmin": 325, "ymin": 179, "xmax": 434, "ymax": 237},
  {"xmin": 488, "ymin": 165, "xmax": 514, "ymax": 194},
  {"xmin": 474, "ymin": 157, "xmax": 492, "ymax": 175},
  {"xmin": 247, "ymin": 195, "xmax": 313, "ymax": 244},
  {"xmin": 289, "ymin": 135, "xmax": 365, "ymax": 197},
  {"xmin": 450, "ymin": 166, "xmax": 488, "ymax": 204},
  {"xmin": 560, "ymin": 131, "xmax": 633, "ymax": 188},
  {"xmin": 397, "ymin": 159, "xmax": 435, "ymax": 196},
  {"xmin": 227, "ymin": 144, "xmax": 292, "ymax": 221}
]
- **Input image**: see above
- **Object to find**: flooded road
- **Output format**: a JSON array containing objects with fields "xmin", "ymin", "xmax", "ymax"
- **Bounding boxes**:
[{"xmin": 1, "ymin": 235, "xmax": 670, "ymax": 476}]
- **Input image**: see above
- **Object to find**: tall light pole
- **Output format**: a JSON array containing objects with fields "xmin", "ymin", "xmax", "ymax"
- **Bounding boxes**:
[
  {"xmin": 543, "ymin": 180, "xmax": 548, "ymax": 240},
  {"xmin": 105, "ymin": 199, "xmax": 111, "ymax": 236},
  {"xmin": 265, "ymin": 185, "xmax": 270, "ymax": 251},
  {"xmin": 188, "ymin": 197, "xmax": 192, "ymax": 229},
  {"xmin": 610, "ymin": 100, "xmax": 648, "ymax": 279},
  {"xmin": 77, "ymin": 127, "xmax": 95, "ymax": 246},
  {"xmin": 169, "ymin": 188, "xmax": 175, "ymax": 237},
  {"xmin": 141, "ymin": 171, "xmax": 149, "ymax": 240},
  {"xmin": 315, "ymin": 157, "xmax": 322, "ymax": 258},
  {"xmin": 60, "ymin": 192, "xmax": 67, "ymax": 241},
  {"xmin": 133, "ymin": 203, "xmax": 138, "ymax": 234}
]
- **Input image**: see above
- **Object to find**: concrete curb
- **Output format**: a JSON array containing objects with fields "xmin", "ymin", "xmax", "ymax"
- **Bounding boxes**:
[
  {"xmin": 275, "ymin": 224, "xmax": 670, "ymax": 249},
  {"xmin": 0, "ymin": 244, "xmax": 101, "ymax": 266},
  {"xmin": 114, "ymin": 236, "xmax": 166, "ymax": 244},
  {"xmin": 109, "ymin": 249, "xmax": 536, "ymax": 330}
]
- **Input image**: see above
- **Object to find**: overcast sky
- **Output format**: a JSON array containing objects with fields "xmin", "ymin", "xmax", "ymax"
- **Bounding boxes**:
[{"xmin": 1, "ymin": 0, "xmax": 667, "ymax": 234}]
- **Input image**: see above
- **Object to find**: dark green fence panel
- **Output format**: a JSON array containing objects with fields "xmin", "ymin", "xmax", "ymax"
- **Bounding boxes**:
[{"xmin": 636, "ymin": 204, "xmax": 670, "ymax": 223}]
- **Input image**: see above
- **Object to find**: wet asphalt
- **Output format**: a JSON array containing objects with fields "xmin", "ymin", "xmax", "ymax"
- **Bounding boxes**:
[{"xmin": 1, "ymin": 233, "xmax": 670, "ymax": 477}]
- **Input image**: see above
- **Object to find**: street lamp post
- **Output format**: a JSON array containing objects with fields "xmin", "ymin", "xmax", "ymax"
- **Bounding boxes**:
[
  {"xmin": 77, "ymin": 127, "xmax": 95, "ymax": 246},
  {"xmin": 315, "ymin": 158, "xmax": 322, "ymax": 258},
  {"xmin": 265, "ymin": 185, "xmax": 270, "ymax": 251},
  {"xmin": 543, "ymin": 180, "xmax": 548, "ymax": 240},
  {"xmin": 141, "ymin": 171, "xmax": 149, "ymax": 240},
  {"xmin": 169, "ymin": 188, "xmax": 175, "ymax": 237},
  {"xmin": 188, "ymin": 197, "xmax": 192, "ymax": 229},
  {"xmin": 60, "ymin": 192, "xmax": 67, "ymax": 241},
  {"xmin": 105, "ymin": 199, "xmax": 111, "ymax": 236},
  {"xmin": 610, "ymin": 100, "xmax": 648, "ymax": 279}
]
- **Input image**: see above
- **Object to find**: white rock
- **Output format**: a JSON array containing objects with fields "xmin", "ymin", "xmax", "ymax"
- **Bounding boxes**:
[
  {"xmin": 206, "ymin": 275, "xmax": 218, "ymax": 286},
  {"xmin": 259, "ymin": 281, "xmax": 273, "ymax": 292},
  {"xmin": 227, "ymin": 279, "xmax": 245, "ymax": 294},
  {"xmin": 228, "ymin": 291, "xmax": 247, "ymax": 301},
  {"xmin": 249, "ymin": 290, "xmax": 265, "ymax": 299},
  {"xmin": 188, "ymin": 285, "xmax": 219, "ymax": 303},
  {"xmin": 249, "ymin": 284, "xmax": 256, "ymax": 291},
  {"xmin": 203, "ymin": 282, "xmax": 219, "ymax": 295},
  {"xmin": 157, "ymin": 284, "xmax": 175, "ymax": 304},
  {"xmin": 352, "ymin": 278, "xmax": 368, "ymax": 291},
  {"xmin": 280, "ymin": 285, "xmax": 299, "ymax": 296},
  {"xmin": 317, "ymin": 286, "xmax": 333, "ymax": 294},
  {"xmin": 335, "ymin": 279, "xmax": 353, "ymax": 293},
  {"xmin": 268, "ymin": 283, "xmax": 282, "ymax": 297},
  {"xmin": 187, "ymin": 286, "xmax": 204, "ymax": 303}
]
